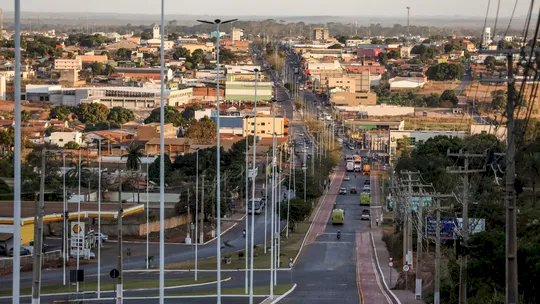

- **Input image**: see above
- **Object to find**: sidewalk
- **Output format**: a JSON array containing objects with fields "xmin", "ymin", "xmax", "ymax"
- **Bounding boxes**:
[{"xmin": 371, "ymin": 171, "xmax": 424, "ymax": 304}]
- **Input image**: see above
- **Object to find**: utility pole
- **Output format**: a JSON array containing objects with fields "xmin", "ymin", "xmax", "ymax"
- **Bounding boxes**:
[
  {"xmin": 116, "ymin": 181, "xmax": 123, "ymax": 304},
  {"xmin": 505, "ymin": 53, "xmax": 518, "ymax": 304},
  {"xmin": 31, "ymin": 149, "xmax": 46, "ymax": 304},
  {"xmin": 447, "ymin": 150, "xmax": 486, "ymax": 304},
  {"xmin": 201, "ymin": 174, "xmax": 205, "ymax": 244},
  {"xmin": 406, "ymin": 7, "xmax": 411, "ymax": 38}
]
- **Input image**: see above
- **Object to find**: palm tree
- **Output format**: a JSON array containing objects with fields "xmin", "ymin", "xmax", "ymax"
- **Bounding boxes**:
[{"xmin": 122, "ymin": 142, "xmax": 144, "ymax": 203}]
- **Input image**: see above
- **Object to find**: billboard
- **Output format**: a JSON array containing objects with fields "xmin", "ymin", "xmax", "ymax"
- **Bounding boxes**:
[
  {"xmin": 410, "ymin": 196, "xmax": 432, "ymax": 212},
  {"xmin": 425, "ymin": 217, "xmax": 486, "ymax": 240}
]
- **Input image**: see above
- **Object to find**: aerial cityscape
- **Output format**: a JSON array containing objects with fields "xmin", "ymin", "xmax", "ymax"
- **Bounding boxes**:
[{"xmin": 0, "ymin": 1, "xmax": 539, "ymax": 303}]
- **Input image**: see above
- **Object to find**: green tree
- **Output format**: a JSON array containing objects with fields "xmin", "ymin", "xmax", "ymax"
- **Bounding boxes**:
[
  {"xmin": 190, "ymin": 49, "xmax": 205, "ymax": 65},
  {"xmin": 21, "ymin": 110, "xmax": 31, "ymax": 122},
  {"xmin": 491, "ymin": 90, "xmax": 506, "ymax": 111},
  {"xmin": 336, "ymin": 35, "xmax": 348, "ymax": 44},
  {"xmin": 148, "ymin": 154, "xmax": 173, "ymax": 184},
  {"xmin": 219, "ymin": 48, "xmax": 237, "ymax": 64},
  {"xmin": 484, "ymin": 56, "xmax": 496, "ymax": 71},
  {"xmin": 116, "ymin": 48, "xmax": 132, "ymax": 60},
  {"xmin": 440, "ymin": 89, "xmax": 459, "ymax": 107},
  {"xmin": 107, "ymin": 107, "xmax": 135, "ymax": 124},
  {"xmin": 144, "ymin": 105, "xmax": 185, "ymax": 127},
  {"xmin": 426, "ymin": 63, "xmax": 464, "ymax": 81},
  {"xmin": 387, "ymin": 50, "xmax": 400, "ymax": 59},
  {"xmin": 172, "ymin": 47, "xmax": 190, "ymax": 60},
  {"xmin": 49, "ymin": 105, "xmax": 73, "ymax": 121},
  {"xmin": 0, "ymin": 128, "xmax": 14, "ymax": 155},
  {"xmin": 122, "ymin": 142, "xmax": 144, "ymax": 203},
  {"xmin": 328, "ymin": 43, "xmax": 343, "ymax": 49},
  {"xmin": 63, "ymin": 141, "xmax": 80, "ymax": 149},
  {"xmin": 185, "ymin": 117, "xmax": 217, "ymax": 144},
  {"xmin": 74, "ymin": 103, "xmax": 110, "ymax": 124}
]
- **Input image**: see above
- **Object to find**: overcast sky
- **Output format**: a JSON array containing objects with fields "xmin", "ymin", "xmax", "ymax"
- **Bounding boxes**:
[{"xmin": 1, "ymin": 0, "xmax": 534, "ymax": 18}]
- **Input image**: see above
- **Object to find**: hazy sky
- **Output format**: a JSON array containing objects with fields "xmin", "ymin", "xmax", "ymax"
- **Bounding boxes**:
[{"xmin": 1, "ymin": 0, "xmax": 533, "ymax": 18}]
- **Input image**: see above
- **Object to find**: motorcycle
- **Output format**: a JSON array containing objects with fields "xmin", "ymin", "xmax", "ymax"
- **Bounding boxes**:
[{"xmin": 337, "ymin": 230, "xmax": 341, "ymax": 240}]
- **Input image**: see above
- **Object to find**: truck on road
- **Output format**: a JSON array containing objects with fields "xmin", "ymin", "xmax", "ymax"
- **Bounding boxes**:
[
  {"xmin": 362, "ymin": 163, "xmax": 371, "ymax": 175},
  {"xmin": 346, "ymin": 161, "xmax": 354, "ymax": 172}
]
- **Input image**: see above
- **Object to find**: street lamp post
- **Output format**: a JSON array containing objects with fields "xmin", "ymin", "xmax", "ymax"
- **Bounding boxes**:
[
  {"xmin": 264, "ymin": 153, "xmax": 269, "ymax": 253},
  {"xmin": 195, "ymin": 149, "xmax": 199, "ymax": 281},
  {"xmin": 270, "ymin": 97, "xmax": 277, "ymax": 298},
  {"xmin": 97, "ymin": 139, "xmax": 102, "ymax": 299},
  {"xmin": 244, "ymin": 134, "xmax": 249, "ymax": 294},
  {"xmin": 196, "ymin": 18, "xmax": 238, "ymax": 304},
  {"xmin": 146, "ymin": 154, "xmax": 149, "ymax": 270},
  {"xmin": 158, "ymin": 1, "xmax": 166, "ymax": 303},
  {"xmin": 62, "ymin": 151, "xmax": 67, "ymax": 286}
]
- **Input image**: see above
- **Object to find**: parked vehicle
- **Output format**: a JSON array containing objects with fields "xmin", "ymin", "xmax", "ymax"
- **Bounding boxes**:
[{"xmin": 9, "ymin": 247, "xmax": 31, "ymax": 257}]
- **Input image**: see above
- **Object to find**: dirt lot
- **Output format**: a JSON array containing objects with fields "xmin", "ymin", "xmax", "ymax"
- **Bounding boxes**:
[{"xmin": 0, "ymin": 100, "xmax": 50, "ymax": 120}]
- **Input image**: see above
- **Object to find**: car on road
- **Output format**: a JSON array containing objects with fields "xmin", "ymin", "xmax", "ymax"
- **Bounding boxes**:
[
  {"xmin": 348, "ymin": 145, "xmax": 355, "ymax": 150},
  {"xmin": 339, "ymin": 188, "xmax": 347, "ymax": 195},
  {"xmin": 0, "ymin": 245, "xmax": 6, "ymax": 256},
  {"xmin": 248, "ymin": 198, "xmax": 264, "ymax": 215},
  {"xmin": 343, "ymin": 175, "xmax": 350, "ymax": 181},
  {"xmin": 364, "ymin": 179, "xmax": 370, "ymax": 185},
  {"xmin": 363, "ymin": 185, "xmax": 371, "ymax": 192},
  {"xmin": 361, "ymin": 209, "xmax": 371, "ymax": 221},
  {"xmin": 350, "ymin": 187, "xmax": 357, "ymax": 194},
  {"xmin": 9, "ymin": 247, "xmax": 31, "ymax": 257}
]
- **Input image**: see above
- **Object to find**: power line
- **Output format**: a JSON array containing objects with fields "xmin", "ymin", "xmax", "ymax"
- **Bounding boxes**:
[
  {"xmin": 492, "ymin": 0, "xmax": 502, "ymax": 39},
  {"xmin": 503, "ymin": 0, "xmax": 520, "ymax": 37}
]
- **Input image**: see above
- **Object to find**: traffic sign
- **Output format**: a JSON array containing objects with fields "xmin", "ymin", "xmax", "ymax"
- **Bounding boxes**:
[
  {"xmin": 403, "ymin": 265, "xmax": 410, "ymax": 272},
  {"xmin": 110, "ymin": 268, "xmax": 119, "ymax": 279}
]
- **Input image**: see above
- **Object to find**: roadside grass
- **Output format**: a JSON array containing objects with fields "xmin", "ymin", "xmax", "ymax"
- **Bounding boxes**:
[
  {"xmin": 166, "ymin": 221, "xmax": 310, "ymax": 270},
  {"xmin": 0, "ymin": 276, "xmax": 216, "ymax": 296}
]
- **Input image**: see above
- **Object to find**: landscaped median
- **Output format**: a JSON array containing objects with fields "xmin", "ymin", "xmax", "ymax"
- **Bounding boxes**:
[
  {"xmin": 165, "ymin": 221, "xmax": 311, "ymax": 270},
  {"xmin": 0, "ymin": 276, "xmax": 218, "ymax": 297},
  {"xmin": 167, "ymin": 284, "xmax": 295, "ymax": 296}
]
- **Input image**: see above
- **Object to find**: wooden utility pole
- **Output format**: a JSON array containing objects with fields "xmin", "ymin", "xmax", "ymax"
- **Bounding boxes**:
[
  {"xmin": 505, "ymin": 53, "xmax": 518, "ymax": 304},
  {"xmin": 447, "ymin": 150, "xmax": 486, "ymax": 304},
  {"xmin": 31, "ymin": 149, "xmax": 46, "ymax": 304}
]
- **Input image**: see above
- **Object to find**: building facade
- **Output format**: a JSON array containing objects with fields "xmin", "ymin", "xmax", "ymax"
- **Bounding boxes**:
[
  {"xmin": 225, "ymin": 81, "xmax": 273, "ymax": 102},
  {"xmin": 242, "ymin": 115, "xmax": 287, "ymax": 138},
  {"xmin": 54, "ymin": 58, "xmax": 82, "ymax": 70},
  {"xmin": 50, "ymin": 131, "xmax": 83, "ymax": 147}
]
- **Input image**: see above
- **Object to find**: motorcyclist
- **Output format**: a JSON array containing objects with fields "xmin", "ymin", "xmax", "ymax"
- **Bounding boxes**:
[
  {"xmin": 242, "ymin": 229, "xmax": 246, "ymax": 238},
  {"xmin": 337, "ymin": 230, "xmax": 341, "ymax": 240}
]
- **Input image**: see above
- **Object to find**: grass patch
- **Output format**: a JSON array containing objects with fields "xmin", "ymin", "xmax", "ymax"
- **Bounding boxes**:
[
  {"xmin": 166, "ymin": 221, "xmax": 310, "ymax": 270},
  {"xmin": 0, "ymin": 276, "xmax": 216, "ymax": 296}
]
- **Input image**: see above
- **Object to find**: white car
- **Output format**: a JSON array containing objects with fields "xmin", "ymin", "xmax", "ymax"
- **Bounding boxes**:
[
  {"xmin": 343, "ymin": 176, "xmax": 350, "ymax": 181},
  {"xmin": 339, "ymin": 188, "xmax": 347, "ymax": 195},
  {"xmin": 363, "ymin": 185, "xmax": 371, "ymax": 192}
]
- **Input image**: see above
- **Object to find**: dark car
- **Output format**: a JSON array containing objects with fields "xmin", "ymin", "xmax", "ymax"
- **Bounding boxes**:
[
  {"xmin": 9, "ymin": 247, "xmax": 31, "ymax": 257},
  {"xmin": 350, "ymin": 187, "xmax": 358, "ymax": 194}
]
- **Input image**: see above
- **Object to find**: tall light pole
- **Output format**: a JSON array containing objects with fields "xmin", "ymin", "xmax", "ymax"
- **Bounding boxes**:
[
  {"xmin": 264, "ymin": 153, "xmax": 269, "ymax": 253},
  {"xmin": 97, "ymin": 139, "xmax": 102, "ymax": 299},
  {"xmin": 244, "ymin": 133, "xmax": 249, "ymax": 294},
  {"xmin": 197, "ymin": 18, "xmax": 238, "ymax": 304},
  {"xmin": 158, "ymin": 0, "xmax": 166, "ymax": 302},
  {"xmin": 195, "ymin": 149, "xmax": 199, "ymax": 281},
  {"xmin": 62, "ymin": 151, "xmax": 67, "ymax": 286},
  {"xmin": 12, "ymin": 0, "xmax": 22, "ymax": 302},
  {"xmin": 76, "ymin": 148, "xmax": 81, "ymax": 293},
  {"xmin": 146, "ymin": 154, "xmax": 149, "ymax": 270},
  {"xmin": 270, "ymin": 97, "xmax": 277, "ymax": 298},
  {"xmin": 248, "ymin": 68, "xmax": 261, "ymax": 304}
]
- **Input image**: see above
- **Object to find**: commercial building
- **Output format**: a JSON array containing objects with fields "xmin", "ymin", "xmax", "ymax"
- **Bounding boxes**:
[
  {"xmin": 0, "ymin": 75, "xmax": 6, "ymax": 100},
  {"xmin": 49, "ymin": 131, "xmax": 83, "ymax": 147},
  {"xmin": 115, "ymin": 67, "xmax": 173, "ymax": 81},
  {"xmin": 389, "ymin": 77, "xmax": 427, "ymax": 90},
  {"xmin": 225, "ymin": 80, "xmax": 273, "ymax": 102},
  {"xmin": 243, "ymin": 115, "xmax": 288, "ymax": 138},
  {"xmin": 145, "ymin": 138, "xmax": 191, "ymax": 157},
  {"xmin": 232, "ymin": 28, "xmax": 244, "ymax": 41},
  {"xmin": 76, "ymin": 54, "xmax": 108, "ymax": 64},
  {"xmin": 54, "ymin": 58, "xmax": 82, "ymax": 70},
  {"xmin": 26, "ymin": 85, "xmax": 193, "ymax": 109}
]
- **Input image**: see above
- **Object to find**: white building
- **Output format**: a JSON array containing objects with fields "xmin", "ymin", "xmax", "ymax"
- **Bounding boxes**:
[
  {"xmin": 232, "ymin": 28, "xmax": 243, "ymax": 41},
  {"xmin": 50, "ymin": 131, "xmax": 83, "ymax": 148},
  {"xmin": 389, "ymin": 130, "xmax": 467, "ymax": 160},
  {"xmin": 389, "ymin": 77, "xmax": 426, "ymax": 90},
  {"xmin": 0, "ymin": 75, "xmax": 6, "ymax": 100},
  {"xmin": 482, "ymin": 27, "xmax": 492, "ymax": 47},
  {"xmin": 306, "ymin": 60, "xmax": 342, "ymax": 71},
  {"xmin": 153, "ymin": 24, "xmax": 160, "ymax": 39},
  {"xmin": 336, "ymin": 105, "xmax": 415, "ymax": 117}
]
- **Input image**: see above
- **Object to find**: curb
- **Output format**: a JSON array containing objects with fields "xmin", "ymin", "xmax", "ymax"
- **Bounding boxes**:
[
  {"xmin": 369, "ymin": 232, "xmax": 402, "ymax": 304},
  {"xmin": 260, "ymin": 283, "xmax": 297, "ymax": 304}
]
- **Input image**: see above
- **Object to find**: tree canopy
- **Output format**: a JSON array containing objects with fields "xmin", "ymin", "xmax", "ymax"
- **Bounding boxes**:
[
  {"xmin": 185, "ymin": 117, "xmax": 216, "ymax": 144},
  {"xmin": 426, "ymin": 63, "xmax": 464, "ymax": 81},
  {"xmin": 107, "ymin": 107, "xmax": 135, "ymax": 124},
  {"xmin": 144, "ymin": 105, "xmax": 185, "ymax": 127},
  {"xmin": 74, "ymin": 103, "xmax": 110, "ymax": 124}
]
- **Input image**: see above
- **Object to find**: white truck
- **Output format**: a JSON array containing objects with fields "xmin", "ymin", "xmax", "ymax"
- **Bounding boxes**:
[{"xmin": 346, "ymin": 161, "xmax": 354, "ymax": 172}]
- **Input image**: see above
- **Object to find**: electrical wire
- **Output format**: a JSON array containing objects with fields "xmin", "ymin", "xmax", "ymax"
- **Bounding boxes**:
[
  {"xmin": 492, "ymin": 0, "xmax": 502, "ymax": 40},
  {"xmin": 504, "ymin": 0, "xmax": 520, "ymax": 38}
]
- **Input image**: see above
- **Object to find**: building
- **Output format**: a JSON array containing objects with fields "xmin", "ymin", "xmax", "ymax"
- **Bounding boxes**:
[
  {"xmin": 54, "ymin": 58, "xmax": 82, "ymax": 70},
  {"xmin": 357, "ymin": 46, "xmax": 384, "ymax": 59},
  {"xmin": 330, "ymin": 91, "xmax": 377, "ymax": 106},
  {"xmin": 153, "ymin": 24, "xmax": 160, "ymax": 39},
  {"xmin": 31, "ymin": 85, "xmax": 192, "ymax": 109},
  {"xmin": 232, "ymin": 28, "xmax": 243, "ymax": 41},
  {"xmin": 115, "ymin": 67, "xmax": 173, "ymax": 81},
  {"xmin": 243, "ymin": 115, "xmax": 288, "ymax": 138},
  {"xmin": 312, "ymin": 27, "xmax": 330, "ymax": 41},
  {"xmin": 76, "ymin": 54, "xmax": 108, "ymax": 64},
  {"xmin": 400, "ymin": 46, "xmax": 412, "ymax": 59},
  {"xmin": 49, "ymin": 131, "xmax": 83, "ymax": 147},
  {"xmin": 482, "ymin": 27, "xmax": 492, "ymax": 47},
  {"xmin": 218, "ymin": 115, "xmax": 244, "ymax": 135},
  {"xmin": 0, "ymin": 75, "xmax": 5, "ymax": 100},
  {"xmin": 225, "ymin": 80, "xmax": 273, "ymax": 102},
  {"xmin": 389, "ymin": 130, "xmax": 467, "ymax": 160},
  {"xmin": 136, "ymin": 123, "xmax": 178, "ymax": 141},
  {"xmin": 58, "ymin": 69, "xmax": 85, "ymax": 87},
  {"xmin": 389, "ymin": 77, "xmax": 427, "ymax": 90},
  {"xmin": 179, "ymin": 43, "xmax": 215, "ymax": 55},
  {"xmin": 345, "ymin": 39, "xmax": 371, "ymax": 47},
  {"xmin": 145, "ymin": 138, "xmax": 191, "ymax": 157}
]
